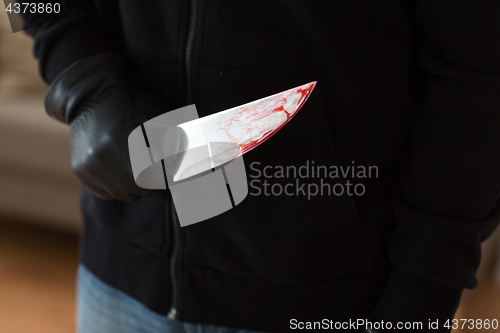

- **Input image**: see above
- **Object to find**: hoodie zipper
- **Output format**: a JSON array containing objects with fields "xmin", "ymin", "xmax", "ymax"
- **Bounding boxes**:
[
  {"xmin": 167, "ymin": 199, "xmax": 180, "ymax": 319},
  {"xmin": 185, "ymin": 0, "xmax": 198, "ymax": 105},
  {"xmin": 167, "ymin": 0, "xmax": 198, "ymax": 320}
]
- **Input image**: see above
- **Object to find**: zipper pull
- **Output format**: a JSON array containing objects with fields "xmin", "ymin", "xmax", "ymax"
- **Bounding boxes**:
[{"xmin": 168, "ymin": 307, "xmax": 177, "ymax": 319}]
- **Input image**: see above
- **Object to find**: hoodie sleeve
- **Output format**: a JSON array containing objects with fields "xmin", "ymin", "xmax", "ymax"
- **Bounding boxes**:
[
  {"xmin": 374, "ymin": 0, "xmax": 500, "ymax": 329},
  {"xmin": 21, "ymin": 0, "xmax": 113, "ymax": 83}
]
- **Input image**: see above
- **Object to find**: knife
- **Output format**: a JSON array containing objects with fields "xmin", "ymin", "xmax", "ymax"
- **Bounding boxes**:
[
  {"xmin": 169, "ymin": 81, "xmax": 317, "ymax": 182},
  {"xmin": 129, "ymin": 81, "xmax": 317, "ymax": 188}
]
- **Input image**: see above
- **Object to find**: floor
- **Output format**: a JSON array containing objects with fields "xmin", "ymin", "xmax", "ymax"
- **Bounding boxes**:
[
  {"xmin": 456, "ymin": 275, "xmax": 500, "ymax": 333},
  {"xmin": 0, "ymin": 218, "xmax": 78, "ymax": 333},
  {"xmin": 0, "ymin": 218, "xmax": 499, "ymax": 333}
]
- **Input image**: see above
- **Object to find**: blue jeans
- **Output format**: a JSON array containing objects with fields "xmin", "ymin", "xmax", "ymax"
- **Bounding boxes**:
[{"xmin": 77, "ymin": 264, "xmax": 266, "ymax": 333}]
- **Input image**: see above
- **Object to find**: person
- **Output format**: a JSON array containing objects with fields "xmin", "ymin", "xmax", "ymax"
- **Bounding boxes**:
[{"xmin": 22, "ymin": 1, "xmax": 500, "ymax": 332}]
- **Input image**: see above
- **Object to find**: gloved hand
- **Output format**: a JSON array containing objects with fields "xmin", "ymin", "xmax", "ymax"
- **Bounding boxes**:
[{"xmin": 45, "ymin": 53, "xmax": 166, "ymax": 201}]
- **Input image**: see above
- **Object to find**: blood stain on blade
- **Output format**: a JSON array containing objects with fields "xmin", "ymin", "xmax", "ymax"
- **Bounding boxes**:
[{"xmin": 213, "ymin": 81, "xmax": 317, "ymax": 155}]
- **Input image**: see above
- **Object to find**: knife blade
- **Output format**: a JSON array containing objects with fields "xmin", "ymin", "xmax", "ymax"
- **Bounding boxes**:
[{"xmin": 168, "ymin": 81, "xmax": 317, "ymax": 182}]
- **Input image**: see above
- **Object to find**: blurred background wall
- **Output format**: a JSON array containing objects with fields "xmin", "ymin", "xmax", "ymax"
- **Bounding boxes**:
[
  {"xmin": 0, "ymin": 8, "xmax": 80, "ymax": 333},
  {"xmin": 0, "ymin": 11, "xmax": 81, "ymax": 232}
]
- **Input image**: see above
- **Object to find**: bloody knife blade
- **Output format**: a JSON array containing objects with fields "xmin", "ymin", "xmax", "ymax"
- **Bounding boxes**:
[{"xmin": 168, "ymin": 81, "xmax": 317, "ymax": 182}]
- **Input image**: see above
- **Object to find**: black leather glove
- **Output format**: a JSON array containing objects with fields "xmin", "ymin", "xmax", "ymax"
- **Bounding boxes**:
[{"xmin": 45, "ymin": 53, "xmax": 166, "ymax": 201}]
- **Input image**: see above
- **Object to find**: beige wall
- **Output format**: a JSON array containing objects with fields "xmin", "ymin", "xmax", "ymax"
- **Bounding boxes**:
[
  {"xmin": 0, "ymin": 9, "xmax": 81, "ymax": 232},
  {"xmin": 0, "ymin": 12, "xmax": 46, "ymax": 99}
]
